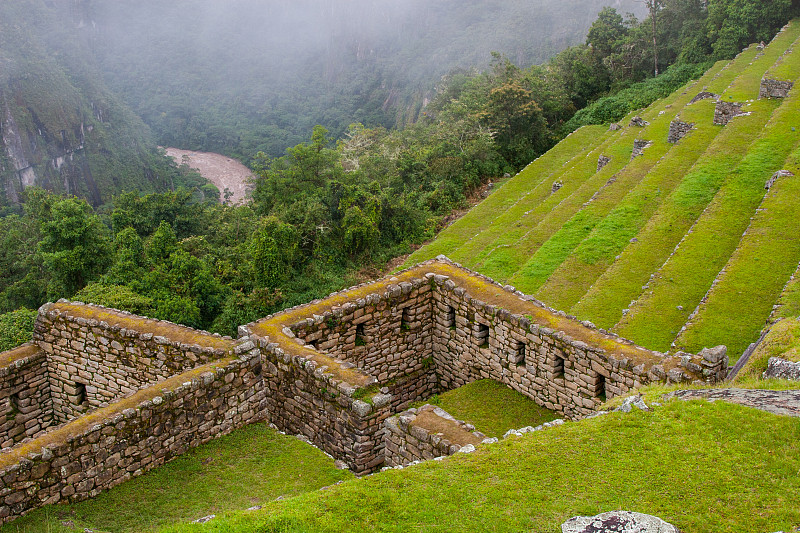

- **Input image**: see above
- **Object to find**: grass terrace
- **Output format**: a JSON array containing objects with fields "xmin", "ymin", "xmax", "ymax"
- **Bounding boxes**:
[
  {"xmin": 0, "ymin": 424, "xmax": 351, "ymax": 533},
  {"xmin": 413, "ymin": 379, "xmax": 559, "ymax": 438},
  {"xmin": 535, "ymin": 100, "xmax": 720, "ymax": 311},
  {"xmin": 156, "ymin": 399, "xmax": 800, "ymax": 533},
  {"xmin": 615, "ymin": 82, "xmax": 800, "ymax": 354},
  {"xmin": 675, "ymin": 143, "xmax": 800, "ymax": 356}
]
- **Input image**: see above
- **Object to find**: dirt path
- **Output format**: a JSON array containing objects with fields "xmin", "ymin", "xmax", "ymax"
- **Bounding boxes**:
[{"xmin": 164, "ymin": 148, "xmax": 252, "ymax": 204}]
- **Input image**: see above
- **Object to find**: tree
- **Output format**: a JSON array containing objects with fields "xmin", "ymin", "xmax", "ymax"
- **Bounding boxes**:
[
  {"xmin": 480, "ymin": 81, "xmax": 549, "ymax": 166},
  {"xmin": 38, "ymin": 197, "xmax": 112, "ymax": 298},
  {"xmin": 638, "ymin": 0, "xmax": 665, "ymax": 76},
  {"xmin": 249, "ymin": 217, "xmax": 299, "ymax": 289}
]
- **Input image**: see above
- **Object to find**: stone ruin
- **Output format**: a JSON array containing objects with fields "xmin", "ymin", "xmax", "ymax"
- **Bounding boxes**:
[
  {"xmin": 0, "ymin": 258, "xmax": 729, "ymax": 524},
  {"xmin": 668, "ymin": 120, "xmax": 694, "ymax": 144},
  {"xmin": 760, "ymin": 79, "xmax": 794, "ymax": 99},
  {"xmin": 765, "ymin": 169, "xmax": 794, "ymax": 190},
  {"xmin": 597, "ymin": 155, "xmax": 611, "ymax": 172},
  {"xmin": 689, "ymin": 91, "xmax": 719, "ymax": 104},
  {"xmin": 631, "ymin": 140, "xmax": 653, "ymax": 159},
  {"xmin": 714, "ymin": 100, "xmax": 749, "ymax": 125}
]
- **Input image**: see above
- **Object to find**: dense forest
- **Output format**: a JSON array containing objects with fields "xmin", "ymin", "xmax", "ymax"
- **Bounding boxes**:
[{"xmin": 1, "ymin": 0, "xmax": 799, "ymax": 351}]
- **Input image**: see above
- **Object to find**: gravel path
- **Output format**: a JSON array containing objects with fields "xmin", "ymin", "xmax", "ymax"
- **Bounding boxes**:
[{"xmin": 165, "ymin": 148, "xmax": 252, "ymax": 204}]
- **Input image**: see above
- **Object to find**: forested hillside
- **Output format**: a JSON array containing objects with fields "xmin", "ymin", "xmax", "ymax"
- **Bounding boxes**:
[
  {"xmin": 0, "ymin": 1, "xmax": 187, "ymax": 211},
  {"xmin": 1, "ymin": 0, "xmax": 798, "ymax": 357}
]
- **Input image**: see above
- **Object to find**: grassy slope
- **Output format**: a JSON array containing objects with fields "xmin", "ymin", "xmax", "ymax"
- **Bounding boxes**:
[
  {"xmin": 572, "ymin": 29, "xmax": 800, "ymax": 332},
  {"xmin": 160, "ymin": 400, "xmax": 800, "ymax": 533},
  {"xmin": 614, "ymin": 53, "xmax": 800, "ymax": 354},
  {"xmin": 735, "ymin": 317, "xmax": 800, "ymax": 381},
  {"xmin": 675, "ymin": 139, "xmax": 800, "ymax": 356},
  {"xmin": 527, "ymin": 99, "xmax": 721, "ymax": 304},
  {"xmin": 1, "ymin": 424, "xmax": 351, "ymax": 533},
  {"xmin": 418, "ymin": 379, "xmax": 558, "ymax": 438},
  {"xmin": 504, "ymin": 62, "xmax": 735, "ymax": 297},
  {"xmin": 401, "ymin": 125, "xmax": 609, "ymax": 266},
  {"xmin": 471, "ymin": 87, "xmax": 703, "ymax": 285},
  {"xmin": 534, "ymin": 98, "xmax": 725, "ymax": 311},
  {"xmin": 447, "ymin": 121, "xmax": 633, "ymax": 271}
]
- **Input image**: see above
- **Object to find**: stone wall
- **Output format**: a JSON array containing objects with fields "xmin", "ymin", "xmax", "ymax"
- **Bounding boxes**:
[
  {"xmin": 33, "ymin": 301, "xmax": 233, "ymax": 424},
  {"xmin": 384, "ymin": 404, "xmax": 485, "ymax": 467},
  {"xmin": 0, "ymin": 345, "xmax": 264, "ymax": 524},
  {"xmin": 714, "ymin": 101, "xmax": 747, "ymax": 125},
  {"xmin": 759, "ymin": 78, "xmax": 794, "ymax": 98},
  {"xmin": 255, "ymin": 336, "xmax": 392, "ymax": 474},
  {"xmin": 0, "ymin": 258, "xmax": 731, "ymax": 523},
  {"xmin": 427, "ymin": 271, "xmax": 725, "ymax": 418},
  {"xmin": 668, "ymin": 120, "xmax": 694, "ymax": 143},
  {"xmin": 0, "ymin": 345, "xmax": 53, "ymax": 449}
]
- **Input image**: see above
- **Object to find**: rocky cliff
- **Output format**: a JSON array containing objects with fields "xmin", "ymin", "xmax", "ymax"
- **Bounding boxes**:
[{"xmin": 0, "ymin": 0, "xmax": 172, "ymax": 210}]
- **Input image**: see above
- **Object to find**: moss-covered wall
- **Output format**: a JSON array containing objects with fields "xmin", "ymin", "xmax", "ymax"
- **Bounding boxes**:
[
  {"xmin": 33, "ymin": 301, "xmax": 234, "ymax": 424},
  {"xmin": 0, "ymin": 344, "xmax": 53, "ymax": 448}
]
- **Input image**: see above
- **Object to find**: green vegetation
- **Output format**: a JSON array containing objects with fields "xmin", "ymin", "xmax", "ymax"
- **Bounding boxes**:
[
  {"xmin": 0, "ymin": 309, "xmax": 37, "ymax": 352},
  {"xmin": 615, "ymin": 79, "xmax": 800, "ymax": 354},
  {"xmin": 736, "ymin": 317, "xmax": 800, "ymax": 381},
  {"xmin": 0, "ymin": 423, "xmax": 351, "ymax": 533},
  {"xmin": 152, "ymin": 401, "xmax": 800, "ymax": 533},
  {"xmin": 675, "ymin": 142, "xmax": 800, "ymax": 356},
  {"xmin": 415, "ymin": 379, "xmax": 559, "ymax": 438}
]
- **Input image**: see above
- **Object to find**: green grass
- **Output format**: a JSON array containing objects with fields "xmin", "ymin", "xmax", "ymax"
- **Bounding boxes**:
[
  {"xmin": 472, "ymin": 74, "xmax": 715, "ymax": 283},
  {"xmin": 774, "ymin": 264, "xmax": 800, "ymax": 321},
  {"xmin": 0, "ymin": 424, "xmax": 351, "ymax": 533},
  {"xmin": 401, "ymin": 125, "xmax": 610, "ymax": 267},
  {"xmin": 535, "ymin": 100, "xmax": 721, "ymax": 311},
  {"xmin": 615, "ymin": 78, "xmax": 800, "ymax": 354},
  {"xmin": 447, "ymin": 119, "xmax": 635, "ymax": 271},
  {"xmin": 574, "ymin": 98, "xmax": 779, "ymax": 332},
  {"xmin": 157, "ymin": 400, "xmax": 800, "ymax": 533},
  {"xmin": 735, "ymin": 317, "xmax": 800, "ymax": 382},
  {"xmin": 415, "ymin": 379, "xmax": 559, "ymax": 438},
  {"xmin": 675, "ymin": 143, "xmax": 800, "ymax": 356}
]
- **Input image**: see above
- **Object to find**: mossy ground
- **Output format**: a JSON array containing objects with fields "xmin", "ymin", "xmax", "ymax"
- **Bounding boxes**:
[
  {"xmin": 0, "ymin": 424, "xmax": 351, "ymax": 533},
  {"xmin": 413, "ymin": 379, "xmax": 559, "ymax": 438}
]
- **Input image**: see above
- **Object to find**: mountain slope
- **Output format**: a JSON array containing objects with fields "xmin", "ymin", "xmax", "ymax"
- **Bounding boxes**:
[
  {"xmin": 404, "ymin": 20, "xmax": 800, "ymax": 362},
  {"xmin": 0, "ymin": 0, "xmax": 176, "ymax": 209}
]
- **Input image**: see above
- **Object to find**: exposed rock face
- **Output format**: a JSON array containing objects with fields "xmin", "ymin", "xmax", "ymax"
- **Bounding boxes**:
[
  {"xmin": 597, "ymin": 155, "xmax": 611, "ymax": 172},
  {"xmin": 667, "ymin": 120, "xmax": 694, "ymax": 143},
  {"xmin": 764, "ymin": 357, "xmax": 800, "ymax": 381},
  {"xmin": 629, "ymin": 116, "xmax": 649, "ymax": 127},
  {"xmin": 765, "ymin": 169, "xmax": 794, "ymax": 190},
  {"xmin": 631, "ymin": 140, "xmax": 652, "ymax": 159},
  {"xmin": 562, "ymin": 511, "xmax": 681, "ymax": 533},
  {"xmin": 760, "ymin": 78, "xmax": 794, "ymax": 99},
  {"xmin": 714, "ymin": 101, "xmax": 748, "ymax": 125},
  {"xmin": 689, "ymin": 91, "xmax": 718, "ymax": 104},
  {"xmin": 665, "ymin": 388, "xmax": 800, "ymax": 417}
]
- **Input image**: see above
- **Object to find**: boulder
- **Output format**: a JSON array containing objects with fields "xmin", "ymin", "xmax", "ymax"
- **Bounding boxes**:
[
  {"xmin": 763, "ymin": 357, "xmax": 800, "ymax": 381},
  {"xmin": 562, "ymin": 511, "xmax": 681, "ymax": 533}
]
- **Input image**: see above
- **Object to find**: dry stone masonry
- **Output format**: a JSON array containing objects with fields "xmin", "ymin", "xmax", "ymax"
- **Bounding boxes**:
[
  {"xmin": 597, "ymin": 155, "xmax": 611, "ymax": 172},
  {"xmin": 668, "ymin": 120, "xmax": 694, "ymax": 143},
  {"xmin": 383, "ymin": 404, "xmax": 485, "ymax": 467},
  {"xmin": 714, "ymin": 100, "xmax": 748, "ymax": 125},
  {"xmin": 631, "ymin": 140, "xmax": 653, "ymax": 159},
  {"xmin": 0, "ymin": 258, "xmax": 729, "ymax": 524},
  {"xmin": 760, "ymin": 78, "xmax": 794, "ymax": 99}
]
